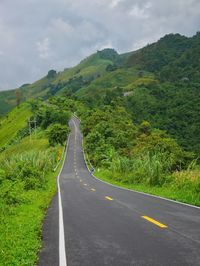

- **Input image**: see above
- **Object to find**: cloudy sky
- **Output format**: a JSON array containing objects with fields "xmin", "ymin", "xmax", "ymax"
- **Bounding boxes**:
[{"xmin": 0, "ymin": 0, "xmax": 200, "ymax": 91}]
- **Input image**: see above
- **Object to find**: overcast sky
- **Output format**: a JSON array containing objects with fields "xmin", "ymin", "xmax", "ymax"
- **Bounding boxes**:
[{"xmin": 0, "ymin": 0, "xmax": 200, "ymax": 91}]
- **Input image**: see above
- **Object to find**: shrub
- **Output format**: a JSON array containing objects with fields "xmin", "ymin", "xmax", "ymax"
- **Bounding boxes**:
[
  {"xmin": 47, "ymin": 123, "xmax": 70, "ymax": 146},
  {"xmin": 0, "ymin": 180, "xmax": 25, "ymax": 205}
]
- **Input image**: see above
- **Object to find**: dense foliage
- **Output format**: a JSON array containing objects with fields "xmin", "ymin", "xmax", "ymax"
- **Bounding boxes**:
[
  {"xmin": 0, "ymin": 98, "xmax": 71, "ymax": 264},
  {"xmin": 1, "ymin": 33, "xmax": 199, "ymax": 160},
  {"xmin": 125, "ymin": 82, "xmax": 200, "ymax": 155},
  {"xmin": 78, "ymin": 103, "xmax": 199, "ymax": 205}
]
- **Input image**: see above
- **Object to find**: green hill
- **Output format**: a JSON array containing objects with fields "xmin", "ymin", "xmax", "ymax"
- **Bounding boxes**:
[
  {"xmin": 0, "ymin": 32, "xmax": 200, "ymax": 156},
  {"xmin": 0, "ymin": 49, "xmax": 119, "ymax": 115},
  {"xmin": 0, "ymin": 103, "xmax": 32, "ymax": 148},
  {"xmin": 126, "ymin": 32, "xmax": 200, "ymax": 82}
]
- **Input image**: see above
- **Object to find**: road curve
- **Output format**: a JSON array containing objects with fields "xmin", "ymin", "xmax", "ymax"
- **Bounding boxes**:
[{"xmin": 39, "ymin": 117, "xmax": 200, "ymax": 266}]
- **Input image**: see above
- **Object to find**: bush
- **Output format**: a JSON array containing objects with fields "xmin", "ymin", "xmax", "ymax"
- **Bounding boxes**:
[
  {"xmin": 0, "ymin": 180, "xmax": 25, "ymax": 205},
  {"xmin": 35, "ymin": 104, "xmax": 70, "ymax": 129},
  {"xmin": 18, "ymin": 164, "xmax": 45, "ymax": 190},
  {"xmin": 47, "ymin": 123, "xmax": 70, "ymax": 146},
  {"xmin": 0, "ymin": 149, "xmax": 58, "ymax": 194}
]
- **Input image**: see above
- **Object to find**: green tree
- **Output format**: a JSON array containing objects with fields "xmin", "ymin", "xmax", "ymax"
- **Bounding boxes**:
[{"xmin": 47, "ymin": 123, "xmax": 70, "ymax": 146}]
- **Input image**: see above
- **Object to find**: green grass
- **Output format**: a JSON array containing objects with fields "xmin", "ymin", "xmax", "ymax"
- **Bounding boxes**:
[
  {"xmin": 0, "ymin": 136, "xmax": 48, "ymax": 159},
  {"xmin": 0, "ymin": 128, "xmax": 64, "ymax": 265},
  {"xmin": 95, "ymin": 169, "xmax": 200, "ymax": 206},
  {"xmin": 0, "ymin": 90, "xmax": 18, "ymax": 115},
  {"xmin": 0, "ymin": 169, "xmax": 58, "ymax": 265},
  {"xmin": 77, "ymin": 67, "xmax": 140, "ymax": 98},
  {"xmin": 0, "ymin": 103, "xmax": 32, "ymax": 148}
]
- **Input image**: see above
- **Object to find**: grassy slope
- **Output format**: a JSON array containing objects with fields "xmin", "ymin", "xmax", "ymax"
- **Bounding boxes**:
[
  {"xmin": 0, "ymin": 53, "xmax": 112, "ymax": 115},
  {"xmin": 0, "ymin": 103, "xmax": 32, "ymax": 147},
  {"xmin": 0, "ymin": 130, "xmax": 62, "ymax": 265},
  {"xmin": 0, "ymin": 76, "xmax": 53, "ymax": 116},
  {"xmin": 77, "ymin": 67, "xmax": 140, "ymax": 98},
  {"xmin": 54, "ymin": 53, "xmax": 112, "ymax": 96}
]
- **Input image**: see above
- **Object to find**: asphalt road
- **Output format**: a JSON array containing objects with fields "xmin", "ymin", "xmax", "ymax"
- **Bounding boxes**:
[{"xmin": 39, "ymin": 117, "xmax": 200, "ymax": 266}]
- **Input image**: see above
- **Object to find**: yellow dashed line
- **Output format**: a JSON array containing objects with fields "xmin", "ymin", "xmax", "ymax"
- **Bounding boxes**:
[
  {"xmin": 142, "ymin": 216, "xmax": 168, "ymax": 228},
  {"xmin": 105, "ymin": 196, "xmax": 113, "ymax": 201},
  {"xmin": 91, "ymin": 188, "xmax": 96, "ymax": 192}
]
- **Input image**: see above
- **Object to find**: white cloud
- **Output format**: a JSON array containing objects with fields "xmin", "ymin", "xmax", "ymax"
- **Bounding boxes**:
[
  {"xmin": 0, "ymin": 0, "xmax": 200, "ymax": 90},
  {"xmin": 110, "ymin": 0, "xmax": 123, "ymax": 8},
  {"xmin": 37, "ymin": 38, "xmax": 51, "ymax": 59},
  {"xmin": 50, "ymin": 18, "xmax": 73, "ymax": 35},
  {"xmin": 129, "ymin": 5, "xmax": 149, "ymax": 19}
]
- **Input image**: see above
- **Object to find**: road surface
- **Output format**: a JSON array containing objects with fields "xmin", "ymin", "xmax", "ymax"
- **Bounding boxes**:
[{"xmin": 39, "ymin": 117, "xmax": 200, "ymax": 266}]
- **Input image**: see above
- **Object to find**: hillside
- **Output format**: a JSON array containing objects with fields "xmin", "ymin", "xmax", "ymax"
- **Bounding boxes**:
[
  {"xmin": 0, "ymin": 32, "xmax": 200, "ymax": 156},
  {"xmin": 0, "ymin": 97, "xmax": 71, "ymax": 265},
  {"xmin": 0, "ymin": 103, "xmax": 32, "ymax": 149},
  {"xmin": 0, "ymin": 32, "xmax": 200, "ymax": 264},
  {"xmin": 126, "ymin": 32, "xmax": 200, "ymax": 82},
  {"xmin": 0, "ymin": 49, "xmax": 118, "ymax": 115}
]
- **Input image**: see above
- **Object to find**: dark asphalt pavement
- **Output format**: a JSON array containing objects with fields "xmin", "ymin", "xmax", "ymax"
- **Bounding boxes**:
[{"xmin": 39, "ymin": 117, "xmax": 200, "ymax": 266}]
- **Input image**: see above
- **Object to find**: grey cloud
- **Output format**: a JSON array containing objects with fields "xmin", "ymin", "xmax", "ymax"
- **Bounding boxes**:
[{"xmin": 0, "ymin": 0, "xmax": 200, "ymax": 90}]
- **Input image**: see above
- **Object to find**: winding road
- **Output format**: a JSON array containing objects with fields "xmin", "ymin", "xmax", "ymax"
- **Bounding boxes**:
[{"xmin": 39, "ymin": 117, "xmax": 200, "ymax": 266}]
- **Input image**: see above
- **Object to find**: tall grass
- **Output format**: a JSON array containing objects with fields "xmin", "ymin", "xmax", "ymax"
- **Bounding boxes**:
[
  {"xmin": 0, "ymin": 148, "xmax": 58, "ymax": 206},
  {"xmin": 98, "ymin": 150, "xmax": 200, "ymax": 205},
  {"xmin": 2, "ymin": 149, "xmax": 57, "ymax": 174},
  {"xmin": 109, "ymin": 151, "xmax": 173, "ymax": 186}
]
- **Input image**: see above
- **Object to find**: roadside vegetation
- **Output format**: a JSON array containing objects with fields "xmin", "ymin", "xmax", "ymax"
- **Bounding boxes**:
[
  {"xmin": 0, "ymin": 32, "xmax": 200, "ymax": 264},
  {"xmin": 77, "ymin": 105, "xmax": 200, "ymax": 207},
  {"xmin": 0, "ymin": 98, "xmax": 71, "ymax": 265}
]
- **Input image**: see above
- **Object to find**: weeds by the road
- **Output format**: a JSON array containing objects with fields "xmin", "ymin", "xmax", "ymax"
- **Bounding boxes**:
[
  {"xmin": 0, "ymin": 139, "xmax": 62, "ymax": 265},
  {"xmin": 95, "ymin": 167, "xmax": 200, "ymax": 207}
]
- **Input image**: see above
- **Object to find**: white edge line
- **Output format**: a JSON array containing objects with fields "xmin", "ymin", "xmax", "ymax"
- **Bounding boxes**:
[
  {"xmin": 72, "ymin": 116, "xmax": 200, "ymax": 210},
  {"xmin": 91, "ymin": 165, "xmax": 200, "ymax": 210},
  {"xmin": 57, "ymin": 134, "xmax": 71, "ymax": 266}
]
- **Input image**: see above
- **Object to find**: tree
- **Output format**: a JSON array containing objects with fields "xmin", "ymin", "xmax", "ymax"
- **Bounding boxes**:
[
  {"xmin": 47, "ymin": 70, "xmax": 57, "ymax": 79},
  {"xmin": 47, "ymin": 123, "xmax": 70, "ymax": 146}
]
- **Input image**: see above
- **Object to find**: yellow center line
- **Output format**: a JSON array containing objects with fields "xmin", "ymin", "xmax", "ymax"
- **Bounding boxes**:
[
  {"xmin": 105, "ymin": 196, "xmax": 113, "ymax": 201},
  {"xmin": 142, "ymin": 216, "xmax": 168, "ymax": 228},
  {"xmin": 91, "ymin": 188, "xmax": 96, "ymax": 192}
]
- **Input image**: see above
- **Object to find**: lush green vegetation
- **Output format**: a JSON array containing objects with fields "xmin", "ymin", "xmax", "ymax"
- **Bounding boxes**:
[
  {"xmin": 0, "ymin": 31, "xmax": 200, "ymax": 263},
  {"xmin": 77, "ymin": 104, "xmax": 199, "ymax": 206},
  {"xmin": 0, "ymin": 103, "xmax": 32, "ymax": 149},
  {"xmin": 0, "ymin": 98, "xmax": 71, "ymax": 265},
  {"xmin": 95, "ymin": 168, "xmax": 200, "ymax": 206},
  {"xmin": 124, "ymin": 82, "xmax": 200, "ymax": 155}
]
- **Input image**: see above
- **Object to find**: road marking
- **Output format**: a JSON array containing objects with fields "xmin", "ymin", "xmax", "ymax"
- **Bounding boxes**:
[
  {"xmin": 142, "ymin": 216, "xmax": 168, "ymax": 228},
  {"xmin": 91, "ymin": 188, "xmax": 96, "ymax": 192},
  {"xmin": 105, "ymin": 196, "xmax": 113, "ymax": 201},
  {"xmin": 84, "ymin": 183, "xmax": 87, "ymax": 186},
  {"xmin": 80, "ymin": 179, "xmax": 82, "ymax": 182},
  {"xmin": 57, "ymin": 135, "xmax": 70, "ymax": 266}
]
